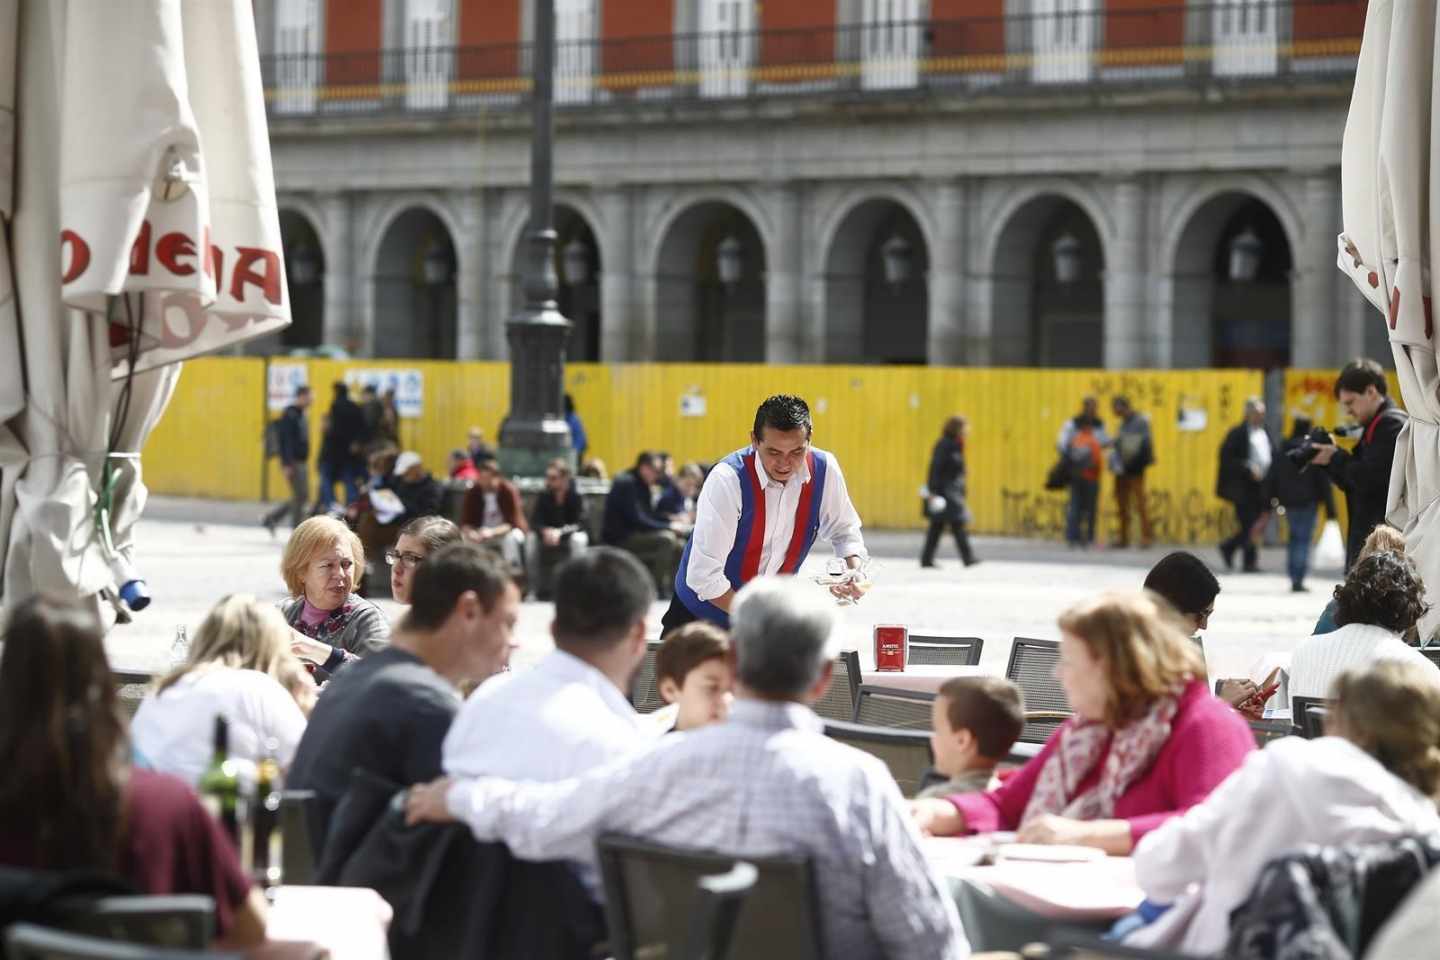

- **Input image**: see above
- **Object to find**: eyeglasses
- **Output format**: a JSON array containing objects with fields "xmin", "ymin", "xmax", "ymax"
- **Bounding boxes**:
[{"xmin": 385, "ymin": 550, "xmax": 426, "ymax": 569}]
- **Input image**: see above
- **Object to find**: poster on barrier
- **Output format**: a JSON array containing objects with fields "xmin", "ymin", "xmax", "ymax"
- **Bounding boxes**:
[
  {"xmin": 343, "ymin": 368, "xmax": 425, "ymax": 418},
  {"xmin": 267, "ymin": 363, "xmax": 310, "ymax": 412}
]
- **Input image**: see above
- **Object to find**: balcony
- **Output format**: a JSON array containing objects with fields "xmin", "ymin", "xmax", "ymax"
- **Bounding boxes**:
[{"xmin": 261, "ymin": 0, "xmax": 1365, "ymax": 120}]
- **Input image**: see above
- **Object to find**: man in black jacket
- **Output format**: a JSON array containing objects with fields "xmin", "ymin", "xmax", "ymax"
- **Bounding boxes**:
[
  {"xmin": 1216, "ymin": 398, "xmax": 1272, "ymax": 573},
  {"xmin": 601, "ymin": 451, "xmax": 686, "ymax": 598},
  {"xmin": 1265, "ymin": 417, "xmax": 1336, "ymax": 592},
  {"xmin": 262, "ymin": 385, "xmax": 311, "ymax": 534},
  {"xmin": 317, "ymin": 382, "xmax": 369, "ymax": 513},
  {"xmin": 1309, "ymin": 358, "xmax": 1407, "ymax": 571},
  {"xmin": 529, "ymin": 459, "xmax": 589, "ymax": 600}
]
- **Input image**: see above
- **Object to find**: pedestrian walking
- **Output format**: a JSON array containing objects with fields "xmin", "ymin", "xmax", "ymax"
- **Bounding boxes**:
[
  {"xmin": 1267, "ymin": 417, "xmax": 1337, "ymax": 592},
  {"xmin": 262, "ymin": 385, "xmax": 311, "ymax": 535},
  {"xmin": 919, "ymin": 415, "xmax": 978, "ymax": 569},
  {"xmin": 1109, "ymin": 396, "xmax": 1156, "ymax": 548},
  {"xmin": 1216, "ymin": 397, "xmax": 1273, "ymax": 573},
  {"xmin": 315, "ymin": 382, "xmax": 368, "ymax": 514}
]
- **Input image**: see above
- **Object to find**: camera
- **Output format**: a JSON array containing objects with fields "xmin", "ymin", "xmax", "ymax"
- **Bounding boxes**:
[{"xmin": 1286, "ymin": 426, "xmax": 1335, "ymax": 467}]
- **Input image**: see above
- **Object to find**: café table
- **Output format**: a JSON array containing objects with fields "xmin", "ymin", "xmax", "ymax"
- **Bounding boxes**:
[
  {"xmin": 859, "ymin": 664, "xmax": 990, "ymax": 695},
  {"xmin": 257, "ymin": 885, "xmax": 393, "ymax": 960},
  {"xmin": 924, "ymin": 836, "xmax": 1142, "ymax": 951}
]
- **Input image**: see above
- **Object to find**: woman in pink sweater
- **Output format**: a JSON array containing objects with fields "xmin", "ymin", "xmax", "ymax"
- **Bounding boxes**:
[{"xmin": 911, "ymin": 591, "xmax": 1255, "ymax": 854}]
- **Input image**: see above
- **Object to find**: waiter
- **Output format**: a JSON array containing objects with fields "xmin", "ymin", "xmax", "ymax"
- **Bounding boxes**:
[{"xmin": 662, "ymin": 394, "xmax": 868, "ymax": 632}]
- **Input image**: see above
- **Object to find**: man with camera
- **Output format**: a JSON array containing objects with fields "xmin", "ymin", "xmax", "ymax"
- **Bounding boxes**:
[{"xmin": 1308, "ymin": 359, "xmax": 1407, "ymax": 571}]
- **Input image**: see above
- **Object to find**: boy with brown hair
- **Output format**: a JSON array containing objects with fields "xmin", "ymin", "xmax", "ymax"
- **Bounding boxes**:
[
  {"xmin": 656, "ymin": 622, "xmax": 734, "ymax": 732},
  {"xmin": 918, "ymin": 676, "xmax": 1025, "ymax": 800}
]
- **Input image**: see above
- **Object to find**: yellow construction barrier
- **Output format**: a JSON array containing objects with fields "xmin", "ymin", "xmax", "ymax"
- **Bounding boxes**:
[{"xmin": 148, "ymin": 359, "xmax": 1314, "ymax": 543}]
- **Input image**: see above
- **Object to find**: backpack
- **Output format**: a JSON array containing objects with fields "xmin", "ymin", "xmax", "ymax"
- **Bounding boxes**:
[{"xmin": 263, "ymin": 417, "xmax": 284, "ymax": 459}]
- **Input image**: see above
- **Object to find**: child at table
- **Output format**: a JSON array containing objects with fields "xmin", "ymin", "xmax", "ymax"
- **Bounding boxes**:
[
  {"xmin": 917, "ymin": 676, "xmax": 1025, "ymax": 800},
  {"xmin": 656, "ymin": 622, "xmax": 734, "ymax": 733}
]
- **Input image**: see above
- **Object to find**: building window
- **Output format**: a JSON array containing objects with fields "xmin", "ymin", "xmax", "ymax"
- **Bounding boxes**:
[
  {"xmin": 1212, "ymin": 0, "xmax": 1278, "ymax": 77},
  {"xmin": 698, "ymin": 0, "xmax": 755, "ymax": 98},
  {"xmin": 861, "ymin": 0, "xmax": 921, "ymax": 91},
  {"xmin": 1031, "ymin": 0, "xmax": 1096, "ymax": 85},
  {"xmin": 274, "ymin": 0, "xmax": 321, "ymax": 114},
  {"xmin": 405, "ymin": 0, "xmax": 453, "ymax": 110},
  {"xmin": 556, "ymin": 0, "xmax": 597, "ymax": 105}
]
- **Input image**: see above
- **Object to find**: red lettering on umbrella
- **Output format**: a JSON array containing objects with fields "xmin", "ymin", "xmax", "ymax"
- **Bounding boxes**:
[
  {"xmin": 60, "ymin": 230, "xmax": 91, "ymax": 284},
  {"xmin": 156, "ymin": 232, "xmax": 197, "ymax": 276},
  {"xmin": 129, "ymin": 220, "xmax": 152, "ymax": 275},
  {"xmin": 231, "ymin": 247, "xmax": 282, "ymax": 305}
]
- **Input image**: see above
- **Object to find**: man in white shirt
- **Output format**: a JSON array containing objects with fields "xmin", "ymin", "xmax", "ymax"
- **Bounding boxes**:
[
  {"xmin": 441, "ymin": 546, "xmax": 656, "ymax": 891},
  {"xmin": 1217, "ymin": 397, "xmax": 1273, "ymax": 573},
  {"xmin": 409, "ymin": 577, "xmax": 969, "ymax": 960},
  {"xmin": 662, "ymin": 394, "xmax": 867, "ymax": 633}
]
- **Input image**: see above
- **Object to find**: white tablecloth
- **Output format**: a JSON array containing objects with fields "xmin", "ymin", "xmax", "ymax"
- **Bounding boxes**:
[
  {"xmin": 924, "ymin": 837, "xmax": 1142, "ymax": 921},
  {"xmin": 860, "ymin": 664, "xmax": 990, "ymax": 694},
  {"xmin": 264, "ymin": 886, "xmax": 392, "ymax": 960}
]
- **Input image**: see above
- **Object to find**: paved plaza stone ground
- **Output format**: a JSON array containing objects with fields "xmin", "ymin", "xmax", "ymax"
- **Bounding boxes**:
[{"xmin": 106, "ymin": 496, "xmax": 1339, "ymax": 688}]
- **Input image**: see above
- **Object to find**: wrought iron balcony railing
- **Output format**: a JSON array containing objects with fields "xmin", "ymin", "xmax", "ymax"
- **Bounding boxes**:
[{"xmin": 261, "ymin": 0, "xmax": 1365, "ymax": 119}]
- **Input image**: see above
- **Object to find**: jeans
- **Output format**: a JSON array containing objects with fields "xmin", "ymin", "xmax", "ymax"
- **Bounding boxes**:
[
  {"xmin": 316, "ymin": 462, "xmax": 362, "ymax": 512},
  {"xmin": 1285, "ymin": 504, "xmax": 1318, "ymax": 587},
  {"xmin": 1066, "ymin": 479, "xmax": 1098, "ymax": 546}
]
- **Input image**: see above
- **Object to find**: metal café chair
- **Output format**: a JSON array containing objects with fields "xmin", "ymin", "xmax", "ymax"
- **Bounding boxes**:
[
  {"xmin": 630, "ymin": 640, "xmax": 666, "ymax": 714},
  {"xmin": 822, "ymin": 720, "xmax": 934, "ymax": 798},
  {"xmin": 813, "ymin": 650, "xmax": 862, "ymax": 724},
  {"xmin": 55, "ymin": 896, "xmax": 215, "ymax": 951},
  {"xmin": 852, "ymin": 685, "xmax": 934, "ymax": 730},
  {"xmin": 1004, "ymin": 637, "xmax": 1071, "ymax": 744},
  {"xmin": 906, "ymin": 635, "xmax": 984, "ymax": 667},
  {"xmin": 596, "ymin": 834, "xmax": 822, "ymax": 960},
  {"xmin": 4, "ymin": 924, "xmax": 241, "ymax": 960},
  {"xmin": 1291, "ymin": 695, "xmax": 1331, "ymax": 740},
  {"xmin": 681, "ymin": 861, "xmax": 758, "ymax": 960}
]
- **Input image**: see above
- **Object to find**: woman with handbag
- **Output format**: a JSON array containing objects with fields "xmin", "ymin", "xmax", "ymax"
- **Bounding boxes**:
[{"xmin": 919, "ymin": 415, "xmax": 979, "ymax": 569}]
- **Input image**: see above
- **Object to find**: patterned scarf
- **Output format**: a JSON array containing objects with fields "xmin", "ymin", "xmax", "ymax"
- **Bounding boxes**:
[{"xmin": 1020, "ymin": 691, "xmax": 1181, "ymax": 827}]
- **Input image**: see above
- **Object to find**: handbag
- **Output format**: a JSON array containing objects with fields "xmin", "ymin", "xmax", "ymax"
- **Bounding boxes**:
[{"xmin": 1044, "ymin": 458, "xmax": 1070, "ymax": 491}]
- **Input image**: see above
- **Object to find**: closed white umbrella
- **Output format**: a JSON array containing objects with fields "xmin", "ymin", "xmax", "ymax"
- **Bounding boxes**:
[
  {"xmin": 1337, "ymin": 0, "xmax": 1440, "ymax": 637},
  {"xmin": 0, "ymin": 0, "xmax": 289, "ymax": 620}
]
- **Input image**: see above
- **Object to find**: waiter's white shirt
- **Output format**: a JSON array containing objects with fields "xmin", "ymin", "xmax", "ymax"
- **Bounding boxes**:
[{"xmin": 686, "ymin": 447, "xmax": 866, "ymax": 603}]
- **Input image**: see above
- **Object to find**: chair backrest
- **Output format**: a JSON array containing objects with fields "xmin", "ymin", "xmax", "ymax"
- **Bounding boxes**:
[
  {"xmin": 4, "ymin": 924, "xmax": 240, "ymax": 960},
  {"xmin": 1421, "ymin": 647, "xmax": 1440, "ymax": 670},
  {"xmin": 630, "ymin": 640, "xmax": 665, "ymax": 715},
  {"xmin": 907, "ymin": 635, "xmax": 984, "ymax": 667},
  {"xmin": 812, "ymin": 651, "xmax": 862, "ymax": 723},
  {"xmin": 1248, "ymin": 718, "xmax": 1294, "ymax": 747},
  {"xmin": 281, "ymin": 789, "xmax": 317, "ymax": 885},
  {"xmin": 1291, "ymin": 696, "xmax": 1330, "ymax": 740},
  {"xmin": 55, "ymin": 897, "xmax": 214, "ymax": 951},
  {"xmin": 1004, "ymin": 638, "xmax": 1070, "ymax": 742},
  {"xmin": 822, "ymin": 719, "xmax": 934, "ymax": 797},
  {"xmin": 110, "ymin": 670, "xmax": 152, "ymax": 720},
  {"xmin": 681, "ymin": 861, "xmax": 757, "ymax": 960},
  {"xmin": 596, "ymin": 834, "xmax": 822, "ymax": 960},
  {"xmin": 853, "ymin": 685, "xmax": 934, "ymax": 730}
]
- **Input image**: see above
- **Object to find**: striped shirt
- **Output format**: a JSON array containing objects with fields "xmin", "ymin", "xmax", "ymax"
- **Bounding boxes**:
[
  {"xmin": 445, "ymin": 700, "xmax": 968, "ymax": 960},
  {"xmin": 1288, "ymin": 622, "xmax": 1440, "ymax": 710}
]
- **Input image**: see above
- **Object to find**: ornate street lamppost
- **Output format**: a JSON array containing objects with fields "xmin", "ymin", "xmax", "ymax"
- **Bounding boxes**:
[{"xmin": 499, "ymin": 0, "xmax": 573, "ymax": 476}]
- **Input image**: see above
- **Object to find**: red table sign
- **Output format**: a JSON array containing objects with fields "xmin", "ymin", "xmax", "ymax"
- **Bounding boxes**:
[{"xmin": 874, "ymin": 625, "xmax": 908, "ymax": 672}]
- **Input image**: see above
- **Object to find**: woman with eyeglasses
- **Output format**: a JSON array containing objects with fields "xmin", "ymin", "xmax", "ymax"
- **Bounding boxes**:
[
  {"xmin": 388, "ymin": 516, "xmax": 463, "ymax": 605},
  {"xmin": 280, "ymin": 516, "xmax": 390, "ymax": 681}
]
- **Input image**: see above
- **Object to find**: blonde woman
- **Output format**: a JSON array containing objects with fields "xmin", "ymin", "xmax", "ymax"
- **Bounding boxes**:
[
  {"xmin": 279, "ymin": 516, "xmax": 389, "ymax": 679},
  {"xmin": 1130, "ymin": 660, "xmax": 1440, "ymax": 955},
  {"xmin": 132, "ymin": 595, "xmax": 311, "ymax": 785},
  {"xmin": 911, "ymin": 591, "xmax": 1254, "ymax": 853}
]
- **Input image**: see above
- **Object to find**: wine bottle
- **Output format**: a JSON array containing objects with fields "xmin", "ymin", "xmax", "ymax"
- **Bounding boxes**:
[
  {"xmin": 252, "ymin": 739, "xmax": 284, "ymax": 889},
  {"xmin": 198, "ymin": 715, "xmax": 251, "ymax": 867}
]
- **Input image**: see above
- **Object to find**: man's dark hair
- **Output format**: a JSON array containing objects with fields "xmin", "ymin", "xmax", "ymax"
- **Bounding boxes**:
[
  {"xmin": 295, "ymin": 385, "xmax": 311, "ymax": 398},
  {"xmin": 938, "ymin": 676, "xmax": 1026, "ymax": 760},
  {"xmin": 332, "ymin": 382, "xmax": 348, "ymax": 399},
  {"xmin": 1289, "ymin": 416, "xmax": 1314, "ymax": 441},
  {"xmin": 1143, "ymin": 551, "xmax": 1221, "ymax": 617},
  {"xmin": 752, "ymin": 395, "xmax": 812, "ymax": 440},
  {"xmin": 633, "ymin": 451, "xmax": 658, "ymax": 472},
  {"xmin": 1334, "ymin": 551, "xmax": 1428, "ymax": 633},
  {"xmin": 402, "ymin": 543, "xmax": 511, "ymax": 632},
  {"xmin": 475, "ymin": 455, "xmax": 499, "ymax": 474},
  {"xmin": 552, "ymin": 547, "xmax": 655, "ymax": 649},
  {"xmin": 1334, "ymin": 358, "xmax": 1388, "ymax": 398},
  {"xmin": 1112, "ymin": 395, "xmax": 1132, "ymax": 413}
]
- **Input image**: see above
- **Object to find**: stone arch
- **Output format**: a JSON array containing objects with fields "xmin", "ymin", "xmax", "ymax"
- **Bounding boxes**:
[
  {"xmin": 276, "ymin": 207, "xmax": 326, "ymax": 350},
  {"xmin": 649, "ymin": 198, "xmax": 768, "ymax": 361},
  {"xmin": 641, "ymin": 185, "xmax": 774, "ymax": 281},
  {"xmin": 1168, "ymin": 190, "xmax": 1295, "ymax": 368},
  {"xmin": 819, "ymin": 195, "xmax": 932, "ymax": 363},
  {"xmin": 987, "ymin": 191, "xmax": 1108, "ymax": 367},
  {"xmin": 371, "ymin": 206, "xmax": 460, "ymax": 358},
  {"xmin": 504, "ymin": 196, "xmax": 606, "ymax": 361}
]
